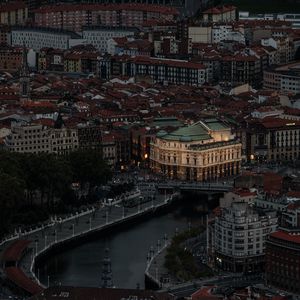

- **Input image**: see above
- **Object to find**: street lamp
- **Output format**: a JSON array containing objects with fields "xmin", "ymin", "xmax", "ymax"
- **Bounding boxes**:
[
  {"xmin": 106, "ymin": 210, "xmax": 108, "ymax": 224},
  {"xmin": 164, "ymin": 234, "xmax": 168, "ymax": 247},
  {"xmin": 157, "ymin": 240, "xmax": 161, "ymax": 253}
]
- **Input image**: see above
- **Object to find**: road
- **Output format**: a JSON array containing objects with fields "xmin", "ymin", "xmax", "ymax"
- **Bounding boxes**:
[
  {"xmin": 164, "ymin": 274, "xmax": 264, "ymax": 297},
  {"xmin": 0, "ymin": 185, "xmax": 174, "ymax": 295}
]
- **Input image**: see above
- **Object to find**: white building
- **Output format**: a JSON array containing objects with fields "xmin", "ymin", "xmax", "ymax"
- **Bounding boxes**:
[
  {"xmin": 220, "ymin": 189, "xmax": 256, "ymax": 208},
  {"xmin": 11, "ymin": 27, "xmax": 81, "ymax": 51},
  {"xmin": 212, "ymin": 202, "xmax": 277, "ymax": 273},
  {"xmin": 82, "ymin": 26, "xmax": 138, "ymax": 53},
  {"xmin": 5, "ymin": 123, "xmax": 79, "ymax": 154},
  {"xmin": 239, "ymin": 11, "xmax": 300, "ymax": 29}
]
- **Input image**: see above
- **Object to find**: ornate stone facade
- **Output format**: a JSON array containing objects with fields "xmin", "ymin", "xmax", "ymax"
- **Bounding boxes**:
[{"xmin": 150, "ymin": 119, "xmax": 242, "ymax": 181}]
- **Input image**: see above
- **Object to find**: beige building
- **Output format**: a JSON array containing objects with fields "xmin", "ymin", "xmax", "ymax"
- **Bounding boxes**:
[
  {"xmin": 0, "ymin": 2, "xmax": 28, "ymax": 26},
  {"xmin": 50, "ymin": 127, "xmax": 79, "ymax": 155},
  {"xmin": 5, "ymin": 123, "xmax": 78, "ymax": 154},
  {"xmin": 211, "ymin": 202, "xmax": 277, "ymax": 273},
  {"xmin": 150, "ymin": 119, "xmax": 242, "ymax": 181},
  {"xmin": 240, "ymin": 117, "xmax": 300, "ymax": 162},
  {"xmin": 188, "ymin": 26, "xmax": 212, "ymax": 43},
  {"xmin": 101, "ymin": 133, "xmax": 117, "ymax": 168},
  {"xmin": 264, "ymin": 61, "xmax": 300, "ymax": 94}
]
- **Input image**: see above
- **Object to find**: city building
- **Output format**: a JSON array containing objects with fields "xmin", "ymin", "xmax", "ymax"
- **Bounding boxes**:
[
  {"xmin": 0, "ymin": 44, "xmax": 23, "ymax": 71},
  {"xmin": 77, "ymin": 125, "xmax": 102, "ymax": 151},
  {"xmin": 254, "ymin": 194, "xmax": 288, "ymax": 212},
  {"xmin": 0, "ymin": 2, "xmax": 28, "ymax": 26},
  {"xmin": 108, "ymin": 37, "xmax": 153, "ymax": 56},
  {"xmin": 265, "ymin": 230, "xmax": 300, "ymax": 294},
  {"xmin": 34, "ymin": 3, "xmax": 179, "ymax": 32},
  {"xmin": 239, "ymin": 117, "xmax": 300, "ymax": 162},
  {"xmin": 19, "ymin": 46, "xmax": 30, "ymax": 101},
  {"xmin": 0, "ymin": 25, "xmax": 11, "ymax": 44},
  {"xmin": 38, "ymin": 48, "xmax": 64, "ymax": 72},
  {"xmin": 188, "ymin": 26, "xmax": 212, "ymax": 43},
  {"xmin": 220, "ymin": 54, "xmax": 262, "ymax": 89},
  {"xmin": 150, "ymin": 119, "xmax": 242, "ymax": 181},
  {"xmin": 201, "ymin": 5, "xmax": 236, "ymax": 22},
  {"xmin": 63, "ymin": 45, "xmax": 100, "ymax": 74},
  {"xmin": 82, "ymin": 26, "xmax": 139, "ymax": 53},
  {"xmin": 212, "ymin": 202, "xmax": 277, "ymax": 272},
  {"xmin": 50, "ymin": 127, "xmax": 79, "ymax": 155},
  {"xmin": 220, "ymin": 189, "xmax": 256, "ymax": 208},
  {"xmin": 264, "ymin": 61, "xmax": 300, "ymax": 94},
  {"xmin": 5, "ymin": 123, "xmax": 78, "ymax": 154},
  {"xmin": 239, "ymin": 11, "xmax": 300, "ymax": 29},
  {"xmin": 281, "ymin": 201, "xmax": 300, "ymax": 230},
  {"xmin": 101, "ymin": 133, "xmax": 117, "ymax": 168},
  {"xmin": 99, "ymin": 55, "xmax": 208, "ymax": 86},
  {"xmin": 11, "ymin": 27, "xmax": 81, "ymax": 52}
]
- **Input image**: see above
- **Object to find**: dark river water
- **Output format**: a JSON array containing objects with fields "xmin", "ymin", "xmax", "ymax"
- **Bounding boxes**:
[{"xmin": 37, "ymin": 196, "xmax": 210, "ymax": 289}]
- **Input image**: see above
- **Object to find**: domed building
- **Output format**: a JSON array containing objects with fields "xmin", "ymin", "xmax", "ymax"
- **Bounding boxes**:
[{"xmin": 150, "ymin": 119, "xmax": 242, "ymax": 181}]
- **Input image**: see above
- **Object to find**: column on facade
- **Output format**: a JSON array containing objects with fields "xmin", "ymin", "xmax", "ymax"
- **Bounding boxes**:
[
  {"xmin": 203, "ymin": 167, "xmax": 207, "ymax": 181},
  {"xmin": 197, "ymin": 167, "xmax": 203, "ymax": 181}
]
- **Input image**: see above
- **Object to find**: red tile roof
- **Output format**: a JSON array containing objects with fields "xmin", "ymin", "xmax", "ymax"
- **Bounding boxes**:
[
  {"xmin": 287, "ymin": 191, "xmax": 300, "ymax": 198},
  {"xmin": 132, "ymin": 56, "xmax": 206, "ymax": 69},
  {"xmin": 203, "ymin": 5, "xmax": 236, "ymax": 15},
  {"xmin": 32, "ymin": 286, "xmax": 173, "ymax": 300},
  {"xmin": 261, "ymin": 118, "xmax": 300, "ymax": 129},
  {"xmin": 5, "ymin": 267, "xmax": 44, "ymax": 295},
  {"xmin": 34, "ymin": 3, "xmax": 178, "ymax": 15},
  {"xmin": 0, "ymin": 1, "xmax": 26, "ymax": 12},
  {"xmin": 2, "ymin": 239, "xmax": 31, "ymax": 262},
  {"xmin": 263, "ymin": 172, "xmax": 283, "ymax": 193},
  {"xmin": 270, "ymin": 230, "xmax": 300, "ymax": 244},
  {"xmin": 233, "ymin": 188, "xmax": 256, "ymax": 197}
]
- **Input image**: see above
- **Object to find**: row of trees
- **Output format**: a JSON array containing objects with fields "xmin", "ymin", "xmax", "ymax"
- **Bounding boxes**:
[
  {"xmin": 0, "ymin": 150, "xmax": 112, "ymax": 238},
  {"xmin": 164, "ymin": 227, "xmax": 213, "ymax": 281}
]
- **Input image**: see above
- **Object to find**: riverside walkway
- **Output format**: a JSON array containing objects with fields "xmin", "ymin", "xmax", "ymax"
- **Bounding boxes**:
[
  {"xmin": 0, "ymin": 185, "xmax": 178, "ymax": 296},
  {"xmin": 157, "ymin": 181, "xmax": 233, "ymax": 193}
]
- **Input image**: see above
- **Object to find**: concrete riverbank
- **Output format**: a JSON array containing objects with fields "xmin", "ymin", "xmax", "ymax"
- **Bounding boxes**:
[{"xmin": 0, "ymin": 186, "xmax": 179, "ymax": 296}]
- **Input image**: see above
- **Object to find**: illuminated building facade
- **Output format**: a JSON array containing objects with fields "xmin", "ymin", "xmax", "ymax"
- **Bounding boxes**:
[{"xmin": 150, "ymin": 119, "xmax": 242, "ymax": 181}]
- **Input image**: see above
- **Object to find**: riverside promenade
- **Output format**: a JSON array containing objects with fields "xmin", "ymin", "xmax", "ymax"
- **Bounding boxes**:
[{"xmin": 0, "ymin": 185, "xmax": 179, "ymax": 296}]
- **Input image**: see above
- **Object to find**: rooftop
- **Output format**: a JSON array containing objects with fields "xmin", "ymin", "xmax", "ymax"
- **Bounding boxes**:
[
  {"xmin": 270, "ymin": 230, "xmax": 300, "ymax": 244},
  {"xmin": 34, "ymin": 3, "xmax": 179, "ymax": 15},
  {"xmin": 158, "ymin": 123, "xmax": 211, "ymax": 142},
  {"xmin": 203, "ymin": 5, "xmax": 236, "ymax": 15},
  {"xmin": 30, "ymin": 286, "xmax": 174, "ymax": 300}
]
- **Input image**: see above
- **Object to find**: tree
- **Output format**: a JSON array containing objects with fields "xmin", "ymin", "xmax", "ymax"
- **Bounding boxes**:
[
  {"xmin": 0, "ymin": 171, "xmax": 25, "ymax": 236},
  {"xmin": 69, "ymin": 150, "xmax": 112, "ymax": 191}
]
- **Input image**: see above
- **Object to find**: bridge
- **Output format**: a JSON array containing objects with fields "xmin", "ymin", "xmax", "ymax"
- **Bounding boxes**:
[{"xmin": 156, "ymin": 181, "xmax": 233, "ymax": 193}]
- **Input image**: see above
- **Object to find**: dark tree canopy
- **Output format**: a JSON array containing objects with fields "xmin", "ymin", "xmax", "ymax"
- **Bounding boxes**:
[{"xmin": 0, "ymin": 150, "xmax": 111, "ymax": 238}]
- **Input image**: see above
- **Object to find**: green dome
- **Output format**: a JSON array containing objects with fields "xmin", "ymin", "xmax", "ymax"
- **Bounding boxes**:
[
  {"xmin": 157, "ymin": 130, "xmax": 167, "ymax": 137},
  {"xmin": 179, "ymin": 135, "xmax": 192, "ymax": 142}
]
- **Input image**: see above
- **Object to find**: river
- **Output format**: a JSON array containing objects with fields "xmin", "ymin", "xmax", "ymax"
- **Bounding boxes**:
[{"xmin": 37, "ymin": 196, "xmax": 210, "ymax": 289}]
